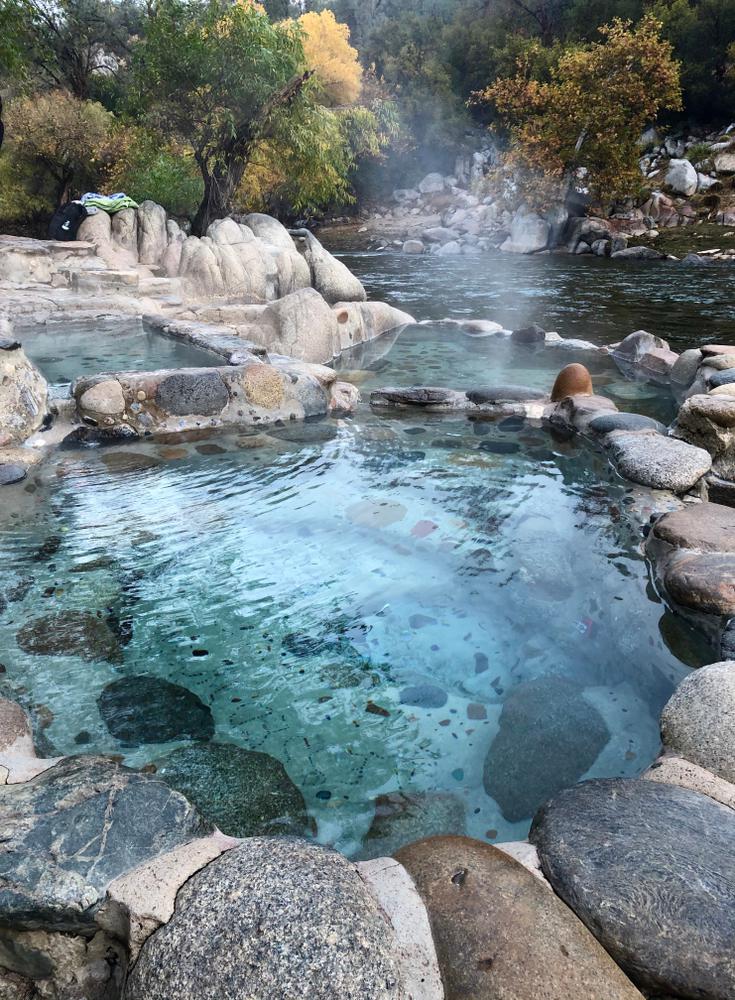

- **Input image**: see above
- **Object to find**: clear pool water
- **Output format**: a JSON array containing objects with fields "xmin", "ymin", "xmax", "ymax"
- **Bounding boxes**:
[
  {"xmin": 17, "ymin": 316, "xmax": 225, "ymax": 388},
  {"xmin": 0, "ymin": 318, "xmax": 710, "ymax": 854}
]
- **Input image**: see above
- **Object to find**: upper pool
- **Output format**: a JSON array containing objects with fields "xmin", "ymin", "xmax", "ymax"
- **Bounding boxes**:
[{"xmin": 0, "ymin": 311, "xmax": 709, "ymax": 855}]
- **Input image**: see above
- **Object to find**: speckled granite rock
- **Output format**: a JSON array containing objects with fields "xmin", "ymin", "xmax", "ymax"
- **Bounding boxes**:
[
  {"xmin": 124, "ymin": 838, "xmax": 407, "ymax": 1000},
  {"xmin": 531, "ymin": 778, "xmax": 735, "ymax": 999},
  {"xmin": 0, "ymin": 345, "xmax": 48, "ymax": 444},
  {"xmin": 660, "ymin": 661, "xmax": 735, "ymax": 783},
  {"xmin": 0, "ymin": 755, "xmax": 210, "ymax": 932},
  {"xmin": 395, "ymin": 835, "xmax": 644, "ymax": 1000},
  {"xmin": 483, "ymin": 676, "xmax": 609, "ymax": 822},
  {"xmin": 644, "ymin": 753, "xmax": 735, "ymax": 810},
  {"xmin": 155, "ymin": 742, "xmax": 312, "ymax": 838},
  {"xmin": 606, "ymin": 431, "xmax": 711, "ymax": 492},
  {"xmin": 99, "ymin": 676, "xmax": 214, "ymax": 747},
  {"xmin": 651, "ymin": 502, "xmax": 735, "ymax": 552},
  {"xmin": 587, "ymin": 412, "xmax": 665, "ymax": 435}
]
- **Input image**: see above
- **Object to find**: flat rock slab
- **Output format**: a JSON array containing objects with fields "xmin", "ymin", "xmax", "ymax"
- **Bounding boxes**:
[
  {"xmin": 530, "ymin": 778, "xmax": 735, "ymax": 999},
  {"xmin": 16, "ymin": 611, "xmax": 123, "ymax": 663},
  {"xmin": 661, "ymin": 660, "xmax": 735, "ymax": 783},
  {"xmin": 606, "ymin": 431, "xmax": 711, "ymax": 492},
  {"xmin": 466, "ymin": 385, "xmax": 546, "ymax": 403},
  {"xmin": 124, "ymin": 838, "xmax": 407, "ymax": 1000},
  {"xmin": 155, "ymin": 742, "xmax": 312, "ymax": 838},
  {"xmin": 0, "ymin": 756, "xmax": 210, "ymax": 932},
  {"xmin": 483, "ymin": 676, "xmax": 609, "ymax": 823},
  {"xmin": 652, "ymin": 501, "xmax": 735, "ymax": 552},
  {"xmin": 395, "ymin": 835, "xmax": 644, "ymax": 1000},
  {"xmin": 587, "ymin": 413, "xmax": 665, "ymax": 434}
]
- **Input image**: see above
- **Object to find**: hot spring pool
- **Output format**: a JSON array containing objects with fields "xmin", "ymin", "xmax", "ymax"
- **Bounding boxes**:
[
  {"xmin": 15, "ymin": 316, "xmax": 225, "ymax": 389},
  {"xmin": 0, "ymin": 321, "xmax": 708, "ymax": 855}
]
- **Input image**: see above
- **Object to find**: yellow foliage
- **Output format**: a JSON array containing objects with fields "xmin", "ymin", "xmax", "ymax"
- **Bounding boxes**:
[{"xmin": 298, "ymin": 9, "xmax": 362, "ymax": 107}]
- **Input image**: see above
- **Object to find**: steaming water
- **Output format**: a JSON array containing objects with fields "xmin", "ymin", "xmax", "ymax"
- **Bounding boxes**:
[{"xmin": 0, "ymin": 251, "xmax": 720, "ymax": 854}]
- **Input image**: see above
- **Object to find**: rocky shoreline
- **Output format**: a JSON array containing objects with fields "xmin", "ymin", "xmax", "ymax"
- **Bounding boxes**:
[{"xmin": 1, "ymin": 201, "xmax": 735, "ymax": 999}]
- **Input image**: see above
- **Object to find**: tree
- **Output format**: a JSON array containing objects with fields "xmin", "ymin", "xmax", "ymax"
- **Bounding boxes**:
[
  {"xmin": 6, "ymin": 89, "xmax": 113, "ymax": 202},
  {"xmin": 1, "ymin": 0, "xmax": 143, "ymax": 100},
  {"xmin": 134, "ymin": 0, "xmax": 316, "ymax": 234},
  {"xmin": 475, "ymin": 15, "xmax": 682, "ymax": 207},
  {"xmin": 298, "ymin": 9, "xmax": 361, "ymax": 106}
]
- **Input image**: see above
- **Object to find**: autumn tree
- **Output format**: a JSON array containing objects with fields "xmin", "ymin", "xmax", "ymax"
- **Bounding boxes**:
[
  {"xmin": 133, "ymin": 0, "xmax": 314, "ymax": 235},
  {"xmin": 475, "ymin": 15, "xmax": 682, "ymax": 207},
  {"xmin": 6, "ymin": 89, "xmax": 113, "ymax": 202},
  {"xmin": 298, "ymin": 8, "xmax": 362, "ymax": 106}
]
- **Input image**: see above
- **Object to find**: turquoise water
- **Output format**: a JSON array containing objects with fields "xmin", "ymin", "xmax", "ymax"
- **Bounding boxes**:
[
  {"xmin": 0, "ymin": 315, "xmax": 706, "ymax": 853},
  {"xmin": 16, "ymin": 317, "xmax": 225, "ymax": 389}
]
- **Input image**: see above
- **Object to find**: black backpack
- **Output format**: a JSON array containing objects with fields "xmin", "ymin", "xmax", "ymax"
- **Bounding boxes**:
[{"xmin": 48, "ymin": 202, "xmax": 89, "ymax": 241}]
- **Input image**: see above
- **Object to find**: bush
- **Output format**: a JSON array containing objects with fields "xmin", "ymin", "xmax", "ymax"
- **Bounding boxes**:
[{"xmin": 104, "ymin": 128, "xmax": 203, "ymax": 218}]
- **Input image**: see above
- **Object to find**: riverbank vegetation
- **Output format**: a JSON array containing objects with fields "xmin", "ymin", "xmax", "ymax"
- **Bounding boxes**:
[{"xmin": 0, "ymin": 0, "xmax": 734, "ymax": 231}]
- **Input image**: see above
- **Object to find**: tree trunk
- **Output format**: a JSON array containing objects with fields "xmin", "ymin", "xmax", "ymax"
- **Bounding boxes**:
[{"xmin": 191, "ymin": 153, "xmax": 249, "ymax": 237}]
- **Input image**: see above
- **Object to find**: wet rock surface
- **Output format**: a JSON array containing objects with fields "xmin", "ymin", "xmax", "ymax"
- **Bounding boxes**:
[
  {"xmin": 124, "ymin": 838, "xmax": 406, "ymax": 1000},
  {"xmin": 16, "ymin": 611, "xmax": 123, "ymax": 663},
  {"xmin": 98, "ymin": 676, "xmax": 214, "ymax": 746},
  {"xmin": 154, "ymin": 371, "xmax": 229, "ymax": 416},
  {"xmin": 0, "ymin": 755, "xmax": 209, "ymax": 931},
  {"xmin": 0, "ymin": 463, "xmax": 27, "ymax": 486},
  {"xmin": 357, "ymin": 791, "xmax": 466, "ymax": 860},
  {"xmin": 587, "ymin": 412, "xmax": 665, "ymax": 434},
  {"xmin": 661, "ymin": 660, "xmax": 735, "ymax": 783},
  {"xmin": 652, "ymin": 501, "xmax": 735, "ymax": 552},
  {"xmin": 395, "ymin": 835, "xmax": 644, "ymax": 1000},
  {"xmin": 531, "ymin": 778, "xmax": 735, "ymax": 1000},
  {"xmin": 483, "ymin": 676, "xmax": 609, "ymax": 822},
  {"xmin": 155, "ymin": 742, "xmax": 311, "ymax": 838}
]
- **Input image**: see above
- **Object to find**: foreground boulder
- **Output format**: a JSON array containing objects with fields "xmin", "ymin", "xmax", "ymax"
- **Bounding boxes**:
[
  {"xmin": 605, "ymin": 430, "xmax": 711, "ymax": 492},
  {"xmin": 395, "ymin": 835, "xmax": 644, "ymax": 1000},
  {"xmin": 660, "ymin": 660, "xmax": 735, "ymax": 783},
  {"xmin": 483, "ymin": 676, "xmax": 609, "ymax": 822},
  {"xmin": 531, "ymin": 778, "xmax": 735, "ymax": 1000},
  {"xmin": 124, "ymin": 839, "xmax": 407, "ymax": 1000},
  {"xmin": 0, "ymin": 342, "xmax": 47, "ymax": 445}
]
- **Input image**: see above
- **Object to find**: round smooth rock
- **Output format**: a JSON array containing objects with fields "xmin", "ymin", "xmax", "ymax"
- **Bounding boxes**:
[
  {"xmin": 652, "ymin": 502, "xmax": 735, "ymax": 553},
  {"xmin": 395, "ymin": 836, "xmax": 644, "ymax": 1000},
  {"xmin": 511, "ymin": 324, "xmax": 546, "ymax": 344},
  {"xmin": 399, "ymin": 684, "xmax": 448, "ymax": 709},
  {"xmin": 709, "ymin": 369, "xmax": 735, "ymax": 389},
  {"xmin": 661, "ymin": 660, "xmax": 735, "ymax": 783},
  {"xmin": 78, "ymin": 380, "xmax": 126, "ymax": 416},
  {"xmin": 531, "ymin": 778, "xmax": 735, "ymax": 999},
  {"xmin": 587, "ymin": 412, "xmax": 664, "ymax": 435},
  {"xmin": 483, "ymin": 676, "xmax": 609, "ymax": 822},
  {"xmin": 0, "ymin": 463, "xmax": 27, "ymax": 485},
  {"xmin": 124, "ymin": 839, "xmax": 407, "ymax": 1000},
  {"xmin": 99, "ymin": 676, "xmax": 214, "ymax": 747},
  {"xmin": 550, "ymin": 364, "xmax": 593, "ymax": 402},
  {"xmin": 156, "ymin": 742, "xmax": 312, "ymax": 838}
]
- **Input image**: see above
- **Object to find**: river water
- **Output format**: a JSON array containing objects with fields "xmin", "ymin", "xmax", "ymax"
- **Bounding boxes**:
[{"xmin": 0, "ymin": 247, "xmax": 723, "ymax": 855}]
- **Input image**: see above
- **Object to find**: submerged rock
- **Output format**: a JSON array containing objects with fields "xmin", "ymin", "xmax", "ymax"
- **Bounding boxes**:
[
  {"xmin": 531, "ymin": 778, "xmax": 735, "ymax": 1000},
  {"xmin": 98, "ymin": 676, "xmax": 214, "ymax": 747},
  {"xmin": 483, "ymin": 676, "xmax": 609, "ymax": 822},
  {"xmin": 357, "ymin": 791, "xmax": 466, "ymax": 861},
  {"xmin": 124, "ymin": 839, "xmax": 407, "ymax": 1000},
  {"xmin": 396, "ymin": 836, "xmax": 644, "ymax": 1000},
  {"xmin": 0, "ymin": 755, "xmax": 209, "ymax": 932},
  {"xmin": 156, "ymin": 742, "xmax": 312, "ymax": 838},
  {"xmin": 399, "ymin": 684, "xmax": 448, "ymax": 709},
  {"xmin": 16, "ymin": 611, "xmax": 123, "ymax": 663}
]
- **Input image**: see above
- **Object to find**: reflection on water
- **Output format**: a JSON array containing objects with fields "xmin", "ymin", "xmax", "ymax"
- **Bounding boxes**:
[{"xmin": 331, "ymin": 247, "xmax": 735, "ymax": 351}]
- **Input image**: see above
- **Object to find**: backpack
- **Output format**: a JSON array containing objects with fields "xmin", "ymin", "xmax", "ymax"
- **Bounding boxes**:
[{"xmin": 48, "ymin": 202, "xmax": 89, "ymax": 241}]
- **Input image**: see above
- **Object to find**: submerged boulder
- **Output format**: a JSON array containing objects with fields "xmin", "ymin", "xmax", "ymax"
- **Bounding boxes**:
[
  {"xmin": 483, "ymin": 676, "xmax": 609, "ymax": 822},
  {"xmin": 156, "ymin": 742, "xmax": 312, "ymax": 838},
  {"xmin": 16, "ymin": 611, "xmax": 123, "ymax": 664},
  {"xmin": 357, "ymin": 791, "xmax": 466, "ymax": 861},
  {"xmin": 98, "ymin": 675, "xmax": 215, "ymax": 747},
  {"xmin": 124, "ymin": 839, "xmax": 407, "ymax": 1000}
]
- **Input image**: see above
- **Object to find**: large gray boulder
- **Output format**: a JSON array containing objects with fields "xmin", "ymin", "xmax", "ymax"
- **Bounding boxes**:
[
  {"xmin": 531, "ymin": 778, "xmax": 735, "ymax": 1000},
  {"xmin": 334, "ymin": 300, "xmax": 414, "ymax": 352},
  {"xmin": 299, "ymin": 232, "xmax": 366, "ymax": 305},
  {"xmin": 243, "ymin": 287, "xmax": 340, "ymax": 363},
  {"xmin": 606, "ymin": 430, "xmax": 711, "ymax": 492},
  {"xmin": 665, "ymin": 158, "xmax": 698, "ymax": 196},
  {"xmin": 0, "ymin": 755, "xmax": 210, "ymax": 932},
  {"xmin": 77, "ymin": 210, "xmax": 112, "ymax": 248},
  {"xmin": 0, "ymin": 343, "xmax": 47, "ymax": 445},
  {"xmin": 124, "ymin": 839, "xmax": 408, "ymax": 1000},
  {"xmin": 501, "ymin": 210, "xmax": 549, "ymax": 254},
  {"xmin": 111, "ymin": 208, "xmax": 139, "ymax": 257},
  {"xmin": 243, "ymin": 213, "xmax": 295, "ymax": 251},
  {"xmin": 396, "ymin": 836, "xmax": 644, "ymax": 1000},
  {"xmin": 137, "ymin": 201, "xmax": 168, "ymax": 265},
  {"xmin": 661, "ymin": 660, "xmax": 735, "ymax": 782}
]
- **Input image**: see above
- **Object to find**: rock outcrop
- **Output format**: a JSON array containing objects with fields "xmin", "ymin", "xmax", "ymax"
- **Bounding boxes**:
[{"xmin": 0, "ymin": 342, "xmax": 47, "ymax": 445}]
